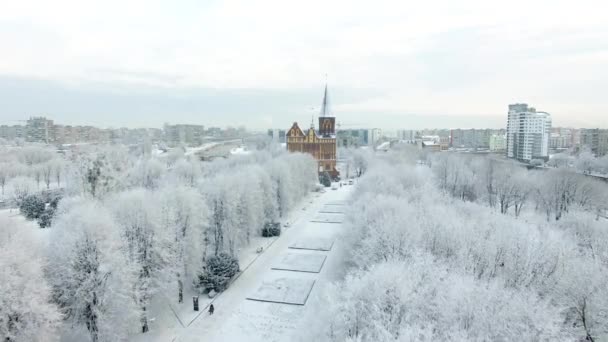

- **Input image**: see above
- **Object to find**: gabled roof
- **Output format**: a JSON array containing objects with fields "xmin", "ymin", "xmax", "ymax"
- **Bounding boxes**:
[
  {"xmin": 305, "ymin": 126, "xmax": 320, "ymax": 139},
  {"xmin": 286, "ymin": 122, "xmax": 305, "ymax": 137}
]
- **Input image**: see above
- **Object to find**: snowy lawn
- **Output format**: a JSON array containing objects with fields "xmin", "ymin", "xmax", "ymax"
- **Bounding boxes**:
[
  {"xmin": 271, "ymin": 252, "xmax": 327, "ymax": 273},
  {"xmin": 289, "ymin": 237, "xmax": 334, "ymax": 251},
  {"xmin": 324, "ymin": 200, "xmax": 346, "ymax": 206},
  {"xmin": 246, "ymin": 276, "xmax": 316, "ymax": 305}
]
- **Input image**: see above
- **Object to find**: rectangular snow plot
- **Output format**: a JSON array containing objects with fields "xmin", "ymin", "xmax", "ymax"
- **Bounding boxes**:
[
  {"xmin": 289, "ymin": 238, "xmax": 334, "ymax": 251},
  {"xmin": 271, "ymin": 253, "xmax": 327, "ymax": 273},
  {"xmin": 247, "ymin": 277, "xmax": 316, "ymax": 305},
  {"xmin": 325, "ymin": 200, "xmax": 346, "ymax": 206},
  {"xmin": 310, "ymin": 213, "xmax": 344, "ymax": 223},
  {"xmin": 319, "ymin": 205, "xmax": 345, "ymax": 214}
]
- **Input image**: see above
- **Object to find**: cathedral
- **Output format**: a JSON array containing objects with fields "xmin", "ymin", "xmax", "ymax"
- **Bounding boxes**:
[{"xmin": 286, "ymin": 84, "xmax": 339, "ymax": 178}]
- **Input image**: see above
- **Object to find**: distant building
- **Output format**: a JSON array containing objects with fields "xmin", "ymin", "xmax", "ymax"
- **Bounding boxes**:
[
  {"xmin": 369, "ymin": 128, "xmax": 382, "ymax": 146},
  {"xmin": 549, "ymin": 127, "xmax": 577, "ymax": 150},
  {"xmin": 0, "ymin": 125, "xmax": 24, "ymax": 140},
  {"xmin": 450, "ymin": 129, "xmax": 496, "ymax": 149},
  {"xmin": 267, "ymin": 129, "xmax": 286, "ymax": 143},
  {"xmin": 418, "ymin": 140, "xmax": 441, "ymax": 152},
  {"xmin": 207, "ymin": 127, "xmax": 222, "ymax": 137},
  {"xmin": 580, "ymin": 128, "xmax": 608, "ymax": 157},
  {"xmin": 337, "ymin": 129, "xmax": 369, "ymax": 147},
  {"xmin": 26, "ymin": 116, "xmax": 55, "ymax": 143},
  {"xmin": 164, "ymin": 123, "xmax": 205, "ymax": 147},
  {"xmin": 286, "ymin": 83, "xmax": 338, "ymax": 178},
  {"xmin": 396, "ymin": 130, "xmax": 416, "ymax": 143},
  {"xmin": 489, "ymin": 134, "xmax": 506, "ymax": 152},
  {"xmin": 506, "ymin": 103, "xmax": 551, "ymax": 162}
]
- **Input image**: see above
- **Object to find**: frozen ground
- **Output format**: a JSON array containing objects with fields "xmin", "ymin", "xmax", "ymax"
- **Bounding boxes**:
[
  {"xmin": 137, "ymin": 185, "xmax": 354, "ymax": 342},
  {"xmin": 271, "ymin": 252, "xmax": 327, "ymax": 273}
]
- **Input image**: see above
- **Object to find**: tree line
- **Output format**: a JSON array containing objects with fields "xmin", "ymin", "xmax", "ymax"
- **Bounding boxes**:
[
  {"xmin": 1, "ymin": 145, "xmax": 317, "ymax": 342},
  {"xmin": 306, "ymin": 150, "xmax": 608, "ymax": 342}
]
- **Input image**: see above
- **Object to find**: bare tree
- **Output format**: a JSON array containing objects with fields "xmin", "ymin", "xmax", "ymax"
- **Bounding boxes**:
[{"xmin": 42, "ymin": 161, "xmax": 53, "ymax": 189}]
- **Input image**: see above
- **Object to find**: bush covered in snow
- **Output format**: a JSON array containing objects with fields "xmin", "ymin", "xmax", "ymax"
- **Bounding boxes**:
[
  {"xmin": 261, "ymin": 222, "xmax": 281, "ymax": 237},
  {"xmin": 319, "ymin": 172, "xmax": 331, "ymax": 187},
  {"xmin": 19, "ymin": 194, "xmax": 46, "ymax": 220},
  {"xmin": 196, "ymin": 253, "xmax": 240, "ymax": 292}
]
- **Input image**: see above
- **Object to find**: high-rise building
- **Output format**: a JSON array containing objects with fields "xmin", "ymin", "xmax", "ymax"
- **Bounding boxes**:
[
  {"xmin": 286, "ymin": 83, "xmax": 338, "ymax": 177},
  {"xmin": 26, "ymin": 116, "xmax": 55, "ymax": 143},
  {"xmin": 369, "ymin": 128, "xmax": 382, "ymax": 146},
  {"xmin": 580, "ymin": 128, "xmax": 608, "ymax": 157},
  {"xmin": 506, "ymin": 104, "xmax": 551, "ymax": 162}
]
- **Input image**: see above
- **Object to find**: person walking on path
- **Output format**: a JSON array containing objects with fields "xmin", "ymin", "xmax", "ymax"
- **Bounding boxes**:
[{"xmin": 208, "ymin": 304, "xmax": 215, "ymax": 315}]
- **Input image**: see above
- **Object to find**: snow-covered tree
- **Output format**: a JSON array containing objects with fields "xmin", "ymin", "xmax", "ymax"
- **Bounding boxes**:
[
  {"xmin": 41, "ymin": 161, "xmax": 53, "ymax": 190},
  {"xmin": 8, "ymin": 176, "xmax": 36, "ymax": 204},
  {"xmin": 0, "ymin": 162, "xmax": 9, "ymax": 196},
  {"xmin": 128, "ymin": 158, "xmax": 165, "ymax": 189},
  {"xmin": 0, "ymin": 216, "xmax": 61, "ymax": 342},
  {"xmin": 108, "ymin": 190, "xmax": 171, "ymax": 333},
  {"xmin": 157, "ymin": 185, "xmax": 207, "ymax": 303},
  {"xmin": 171, "ymin": 158, "xmax": 201, "ymax": 187},
  {"xmin": 47, "ymin": 201, "xmax": 138, "ymax": 342}
]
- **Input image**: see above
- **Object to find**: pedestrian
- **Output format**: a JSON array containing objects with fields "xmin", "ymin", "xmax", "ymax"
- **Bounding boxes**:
[{"xmin": 209, "ymin": 304, "xmax": 214, "ymax": 315}]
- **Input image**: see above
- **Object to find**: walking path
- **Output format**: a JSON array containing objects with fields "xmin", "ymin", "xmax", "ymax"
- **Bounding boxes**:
[{"xmin": 173, "ymin": 186, "xmax": 353, "ymax": 342}]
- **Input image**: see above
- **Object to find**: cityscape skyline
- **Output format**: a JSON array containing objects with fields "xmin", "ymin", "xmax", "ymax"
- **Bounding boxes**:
[{"xmin": 0, "ymin": 77, "xmax": 606, "ymax": 130}]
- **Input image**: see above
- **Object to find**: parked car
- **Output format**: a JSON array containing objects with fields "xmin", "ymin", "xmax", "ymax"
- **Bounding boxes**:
[
  {"xmin": 348, "ymin": 180, "xmax": 354, "ymax": 185},
  {"xmin": 331, "ymin": 184, "xmax": 338, "ymax": 190}
]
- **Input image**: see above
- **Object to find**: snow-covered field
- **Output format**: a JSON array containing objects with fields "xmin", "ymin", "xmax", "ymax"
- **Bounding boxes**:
[
  {"xmin": 246, "ymin": 276, "xmax": 316, "ymax": 305},
  {"xmin": 288, "ymin": 237, "xmax": 335, "ymax": 251},
  {"xmin": 136, "ymin": 185, "xmax": 353, "ymax": 342},
  {"xmin": 270, "ymin": 252, "xmax": 327, "ymax": 273}
]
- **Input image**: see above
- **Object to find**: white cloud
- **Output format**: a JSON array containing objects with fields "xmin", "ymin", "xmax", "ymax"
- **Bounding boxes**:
[{"xmin": 0, "ymin": 0, "xmax": 607, "ymax": 126}]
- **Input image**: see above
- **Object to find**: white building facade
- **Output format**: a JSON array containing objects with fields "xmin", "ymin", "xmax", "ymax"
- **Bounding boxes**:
[
  {"xmin": 506, "ymin": 103, "xmax": 551, "ymax": 161},
  {"xmin": 369, "ymin": 128, "xmax": 382, "ymax": 146}
]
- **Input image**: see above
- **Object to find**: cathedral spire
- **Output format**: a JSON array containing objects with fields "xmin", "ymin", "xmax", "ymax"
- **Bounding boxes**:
[{"xmin": 320, "ymin": 82, "xmax": 331, "ymax": 117}]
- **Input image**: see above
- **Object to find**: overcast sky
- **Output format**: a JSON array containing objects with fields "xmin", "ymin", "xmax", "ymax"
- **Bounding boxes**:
[{"xmin": 1, "ymin": 0, "xmax": 607, "ymax": 130}]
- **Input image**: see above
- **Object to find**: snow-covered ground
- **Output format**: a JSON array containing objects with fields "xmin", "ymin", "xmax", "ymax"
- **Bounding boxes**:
[
  {"xmin": 230, "ymin": 146, "xmax": 251, "ymax": 155},
  {"xmin": 183, "ymin": 142, "xmax": 219, "ymax": 156},
  {"xmin": 138, "ymin": 185, "xmax": 353, "ymax": 342}
]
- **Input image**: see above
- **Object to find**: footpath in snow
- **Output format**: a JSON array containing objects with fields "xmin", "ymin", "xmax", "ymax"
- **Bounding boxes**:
[{"xmin": 138, "ymin": 184, "xmax": 353, "ymax": 342}]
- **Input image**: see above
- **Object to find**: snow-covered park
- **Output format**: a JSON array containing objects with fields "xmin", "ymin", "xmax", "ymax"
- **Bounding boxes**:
[
  {"xmin": 170, "ymin": 186, "xmax": 353, "ymax": 342},
  {"xmin": 3, "ymin": 143, "xmax": 608, "ymax": 342}
]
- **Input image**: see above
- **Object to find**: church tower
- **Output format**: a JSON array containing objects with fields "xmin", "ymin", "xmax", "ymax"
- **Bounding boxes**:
[
  {"xmin": 286, "ymin": 82, "xmax": 339, "ymax": 178},
  {"xmin": 318, "ymin": 84, "xmax": 335, "ymax": 137}
]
